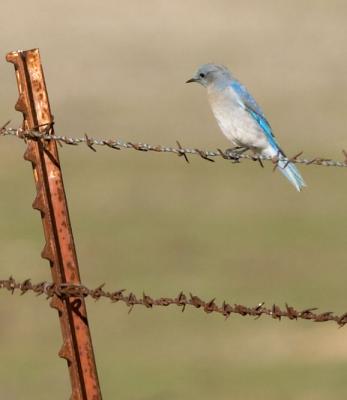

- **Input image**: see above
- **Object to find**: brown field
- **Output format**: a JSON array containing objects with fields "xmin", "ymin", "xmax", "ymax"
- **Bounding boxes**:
[{"xmin": 1, "ymin": 1, "xmax": 347, "ymax": 399}]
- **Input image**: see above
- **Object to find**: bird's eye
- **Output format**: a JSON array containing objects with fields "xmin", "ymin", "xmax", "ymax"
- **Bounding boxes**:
[{"xmin": 199, "ymin": 73, "xmax": 205, "ymax": 78}]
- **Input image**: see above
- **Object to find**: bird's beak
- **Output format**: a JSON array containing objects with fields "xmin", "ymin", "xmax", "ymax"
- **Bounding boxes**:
[{"xmin": 185, "ymin": 77, "xmax": 198, "ymax": 83}]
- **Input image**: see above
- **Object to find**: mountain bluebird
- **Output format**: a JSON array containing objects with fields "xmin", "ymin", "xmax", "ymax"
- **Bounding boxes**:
[{"xmin": 186, "ymin": 64, "xmax": 306, "ymax": 191}]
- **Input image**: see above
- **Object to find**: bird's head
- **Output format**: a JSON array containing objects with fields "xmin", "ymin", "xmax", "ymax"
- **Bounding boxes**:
[{"xmin": 186, "ymin": 63, "xmax": 232, "ymax": 88}]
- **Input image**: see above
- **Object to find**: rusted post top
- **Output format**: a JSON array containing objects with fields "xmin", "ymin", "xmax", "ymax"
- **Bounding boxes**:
[
  {"xmin": 6, "ymin": 49, "xmax": 53, "ymax": 129},
  {"xmin": 6, "ymin": 49, "xmax": 102, "ymax": 400}
]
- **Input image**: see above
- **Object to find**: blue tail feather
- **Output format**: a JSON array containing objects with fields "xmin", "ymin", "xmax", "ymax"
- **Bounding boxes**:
[{"xmin": 277, "ymin": 159, "xmax": 306, "ymax": 191}]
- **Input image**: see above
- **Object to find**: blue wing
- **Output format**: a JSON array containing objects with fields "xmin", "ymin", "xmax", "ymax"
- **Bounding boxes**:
[{"xmin": 230, "ymin": 80, "xmax": 284, "ymax": 155}]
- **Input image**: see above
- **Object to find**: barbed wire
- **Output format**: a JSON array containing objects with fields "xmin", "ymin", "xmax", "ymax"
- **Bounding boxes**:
[
  {"xmin": 1, "ymin": 277, "xmax": 346, "ymax": 326},
  {"xmin": 1, "ymin": 122, "xmax": 347, "ymax": 168}
]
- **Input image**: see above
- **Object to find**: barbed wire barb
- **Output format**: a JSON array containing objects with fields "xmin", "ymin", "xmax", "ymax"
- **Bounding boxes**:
[
  {"xmin": 1, "ymin": 277, "xmax": 347, "ymax": 327},
  {"xmin": 1, "ymin": 125, "xmax": 347, "ymax": 168}
]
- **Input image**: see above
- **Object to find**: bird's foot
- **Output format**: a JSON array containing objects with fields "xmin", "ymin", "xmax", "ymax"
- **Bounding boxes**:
[{"xmin": 224, "ymin": 146, "xmax": 249, "ymax": 161}]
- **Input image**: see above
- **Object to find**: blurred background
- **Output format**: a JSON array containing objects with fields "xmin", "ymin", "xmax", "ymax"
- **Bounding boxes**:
[{"xmin": 1, "ymin": 1, "xmax": 347, "ymax": 399}]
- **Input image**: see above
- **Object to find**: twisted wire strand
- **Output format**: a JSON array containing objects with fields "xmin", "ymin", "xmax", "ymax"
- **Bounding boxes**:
[
  {"xmin": 1, "ymin": 123, "xmax": 347, "ymax": 168},
  {"xmin": 1, "ymin": 277, "xmax": 346, "ymax": 326}
]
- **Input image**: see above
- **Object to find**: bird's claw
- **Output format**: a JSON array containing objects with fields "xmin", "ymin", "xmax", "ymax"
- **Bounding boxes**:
[{"xmin": 224, "ymin": 147, "xmax": 248, "ymax": 161}]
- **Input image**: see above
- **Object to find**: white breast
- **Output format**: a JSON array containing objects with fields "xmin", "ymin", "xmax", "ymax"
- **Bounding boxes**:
[{"xmin": 207, "ymin": 86, "xmax": 268, "ymax": 151}]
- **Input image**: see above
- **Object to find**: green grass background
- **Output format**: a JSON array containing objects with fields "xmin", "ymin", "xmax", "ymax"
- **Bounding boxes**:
[{"xmin": 1, "ymin": 1, "xmax": 347, "ymax": 398}]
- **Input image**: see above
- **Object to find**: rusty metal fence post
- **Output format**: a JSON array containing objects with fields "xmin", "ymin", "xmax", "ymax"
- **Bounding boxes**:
[{"xmin": 6, "ymin": 49, "xmax": 102, "ymax": 399}]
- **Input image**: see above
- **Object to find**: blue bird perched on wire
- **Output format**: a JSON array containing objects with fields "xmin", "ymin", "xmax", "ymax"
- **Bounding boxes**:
[{"xmin": 186, "ymin": 64, "xmax": 306, "ymax": 191}]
